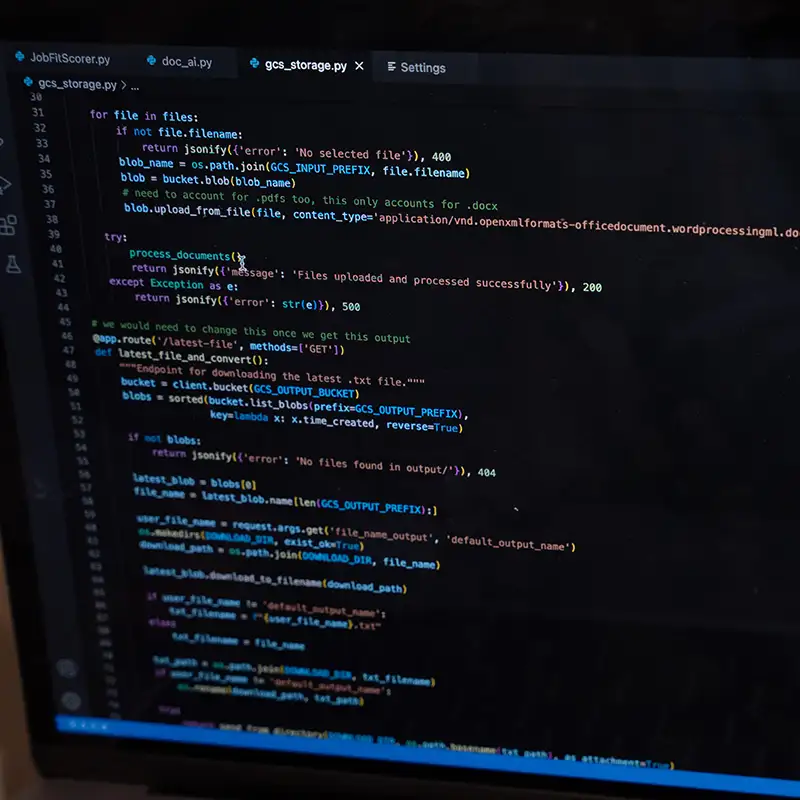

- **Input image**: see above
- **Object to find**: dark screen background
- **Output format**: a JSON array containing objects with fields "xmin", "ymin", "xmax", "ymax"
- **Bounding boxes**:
[{"xmin": 7, "ymin": 10, "xmax": 800, "ymax": 786}]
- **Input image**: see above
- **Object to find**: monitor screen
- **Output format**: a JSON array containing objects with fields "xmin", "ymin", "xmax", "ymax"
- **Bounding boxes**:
[{"xmin": 3, "ymin": 33, "xmax": 800, "ymax": 799}]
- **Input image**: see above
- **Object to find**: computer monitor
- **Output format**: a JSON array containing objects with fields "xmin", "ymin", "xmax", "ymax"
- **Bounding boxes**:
[{"xmin": 3, "ymin": 3, "xmax": 800, "ymax": 798}]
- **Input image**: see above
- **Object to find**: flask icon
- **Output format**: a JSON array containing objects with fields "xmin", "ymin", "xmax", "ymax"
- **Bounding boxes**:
[{"xmin": 6, "ymin": 255, "xmax": 21, "ymax": 274}]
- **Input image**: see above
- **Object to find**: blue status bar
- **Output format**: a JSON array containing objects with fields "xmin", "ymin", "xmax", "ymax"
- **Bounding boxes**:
[{"xmin": 56, "ymin": 716, "xmax": 800, "ymax": 797}]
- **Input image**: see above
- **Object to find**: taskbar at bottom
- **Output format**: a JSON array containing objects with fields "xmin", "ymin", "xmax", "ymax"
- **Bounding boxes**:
[{"xmin": 55, "ymin": 716, "xmax": 800, "ymax": 797}]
